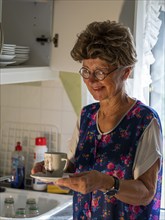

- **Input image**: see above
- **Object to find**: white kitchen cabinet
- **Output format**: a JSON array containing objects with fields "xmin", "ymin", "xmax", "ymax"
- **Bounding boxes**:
[
  {"xmin": 0, "ymin": 0, "xmax": 2, "ymax": 22},
  {"xmin": 0, "ymin": 0, "xmax": 134, "ymax": 85},
  {"xmin": 0, "ymin": 0, "xmax": 57, "ymax": 84}
]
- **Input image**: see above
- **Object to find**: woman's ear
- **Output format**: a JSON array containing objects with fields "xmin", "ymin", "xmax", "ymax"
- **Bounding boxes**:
[{"xmin": 122, "ymin": 67, "xmax": 132, "ymax": 80}]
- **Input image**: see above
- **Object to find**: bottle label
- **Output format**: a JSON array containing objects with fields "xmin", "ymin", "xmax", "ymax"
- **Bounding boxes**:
[
  {"xmin": 33, "ymin": 178, "xmax": 46, "ymax": 185},
  {"xmin": 11, "ymin": 156, "xmax": 25, "ymax": 189},
  {"xmin": 12, "ymin": 157, "xmax": 19, "ymax": 168}
]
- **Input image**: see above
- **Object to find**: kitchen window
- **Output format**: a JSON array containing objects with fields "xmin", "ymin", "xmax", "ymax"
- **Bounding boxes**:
[
  {"xmin": 150, "ymin": 10, "xmax": 165, "ymax": 210},
  {"xmin": 134, "ymin": 0, "xmax": 165, "ymax": 212}
]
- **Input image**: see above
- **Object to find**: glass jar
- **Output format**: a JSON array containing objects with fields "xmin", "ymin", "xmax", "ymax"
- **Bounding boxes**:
[
  {"xmin": 26, "ymin": 198, "xmax": 39, "ymax": 217},
  {"xmin": 15, "ymin": 208, "xmax": 26, "ymax": 218},
  {"xmin": 3, "ymin": 197, "xmax": 15, "ymax": 218}
]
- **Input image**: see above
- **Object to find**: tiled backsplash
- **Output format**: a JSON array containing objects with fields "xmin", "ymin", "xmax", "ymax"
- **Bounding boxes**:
[
  {"xmin": 0, "ymin": 78, "xmax": 78, "ymax": 176},
  {"xmin": 0, "ymin": 121, "xmax": 59, "ymax": 177}
]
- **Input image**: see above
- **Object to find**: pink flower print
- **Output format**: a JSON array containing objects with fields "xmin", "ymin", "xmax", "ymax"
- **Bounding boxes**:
[
  {"xmin": 88, "ymin": 121, "xmax": 92, "ymax": 126},
  {"xmin": 151, "ymin": 215, "xmax": 159, "ymax": 220},
  {"xmin": 91, "ymin": 113, "xmax": 97, "ymax": 120},
  {"xmin": 78, "ymin": 165, "xmax": 83, "ymax": 171},
  {"xmin": 132, "ymin": 107, "xmax": 141, "ymax": 118},
  {"xmin": 133, "ymin": 206, "xmax": 140, "ymax": 214},
  {"xmin": 84, "ymin": 202, "xmax": 89, "ymax": 209},
  {"xmin": 120, "ymin": 128, "xmax": 130, "ymax": 139},
  {"xmin": 107, "ymin": 162, "xmax": 115, "ymax": 170},
  {"xmin": 86, "ymin": 132, "xmax": 93, "ymax": 140},
  {"xmin": 106, "ymin": 171, "xmax": 114, "ymax": 176},
  {"xmin": 92, "ymin": 198, "xmax": 99, "ymax": 208},
  {"xmin": 114, "ymin": 144, "xmax": 120, "ymax": 151},
  {"xmin": 96, "ymin": 157, "xmax": 102, "ymax": 164},
  {"xmin": 153, "ymin": 199, "xmax": 160, "ymax": 210},
  {"xmin": 113, "ymin": 169, "xmax": 125, "ymax": 179},
  {"xmin": 129, "ymin": 205, "xmax": 140, "ymax": 214},
  {"xmin": 110, "ymin": 196, "xmax": 116, "ymax": 203},
  {"xmin": 121, "ymin": 155, "xmax": 131, "ymax": 166},
  {"xmin": 86, "ymin": 210, "xmax": 91, "ymax": 219},
  {"xmin": 92, "ymin": 105, "xmax": 97, "ymax": 110},
  {"xmin": 78, "ymin": 197, "xmax": 81, "ymax": 203},
  {"xmin": 102, "ymin": 210, "xmax": 108, "ymax": 218},
  {"xmin": 146, "ymin": 114, "xmax": 153, "ymax": 120},
  {"xmin": 121, "ymin": 155, "xmax": 125, "ymax": 160},
  {"xmin": 102, "ymin": 134, "xmax": 111, "ymax": 143},
  {"xmin": 129, "ymin": 214, "xmax": 136, "ymax": 220}
]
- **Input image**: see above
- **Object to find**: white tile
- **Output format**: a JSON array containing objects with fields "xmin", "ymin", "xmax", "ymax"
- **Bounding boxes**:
[
  {"xmin": 1, "ymin": 107, "xmax": 21, "ymax": 123},
  {"xmin": 20, "ymin": 108, "xmax": 41, "ymax": 124},
  {"xmin": 61, "ymin": 110, "xmax": 77, "ymax": 134},
  {"xmin": 20, "ymin": 86, "xmax": 41, "ymax": 108},
  {"xmin": 62, "ymin": 88, "xmax": 75, "ymax": 111},
  {"xmin": 0, "ymin": 85, "xmax": 9, "ymax": 106},
  {"xmin": 60, "ymin": 134, "xmax": 73, "ymax": 153},
  {"xmin": 41, "ymin": 87, "xmax": 63, "ymax": 110},
  {"xmin": 2, "ymin": 85, "xmax": 21, "ymax": 107},
  {"xmin": 41, "ymin": 109, "xmax": 62, "ymax": 131}
]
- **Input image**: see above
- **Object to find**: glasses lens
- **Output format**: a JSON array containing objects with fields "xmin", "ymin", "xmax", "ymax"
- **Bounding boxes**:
[
  {"xmin": 79, "ymin": 68, "xmax": 90, "ymax": 79},
  {"xmin": 94, "ymin": 70, "xmax": 105, "ymax": 80}
]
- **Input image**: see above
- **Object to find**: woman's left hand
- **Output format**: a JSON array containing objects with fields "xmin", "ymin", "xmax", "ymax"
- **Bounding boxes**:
[{"xmin": 56, "ymin": 170, "xmax": 112, "ymax": 194}]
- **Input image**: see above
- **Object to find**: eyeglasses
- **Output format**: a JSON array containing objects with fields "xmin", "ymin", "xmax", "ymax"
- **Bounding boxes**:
[{"xmin": 79, "ymin": 66, "xmax": 119, "ymax": 81}]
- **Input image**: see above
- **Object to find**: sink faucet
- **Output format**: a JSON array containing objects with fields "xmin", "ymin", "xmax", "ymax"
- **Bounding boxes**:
[
  {"xmin": 0, "ymin": 175, "xmax": 13, "ymax": 192},
  {"xmin": 0, "ymin": 175, "xmax": 13, "ymax": 182}
]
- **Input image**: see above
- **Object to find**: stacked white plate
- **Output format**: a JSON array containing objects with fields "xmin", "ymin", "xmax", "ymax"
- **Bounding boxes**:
[
  {"xmin": 13, "ymin": 45, "xmax": 30, "ymax": 65},
  {"xmin": 0, "ymin": 44, "xmax": 16, "ymax": 67},
  {"xmin": 0, "ymin": 44, "xmax": 30, "ymax": 67}
]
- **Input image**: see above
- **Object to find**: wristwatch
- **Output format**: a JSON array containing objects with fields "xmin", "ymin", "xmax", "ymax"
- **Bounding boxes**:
[{"xmin": 104, "ymin": 176, "xmax": 120, "ymax": 196}]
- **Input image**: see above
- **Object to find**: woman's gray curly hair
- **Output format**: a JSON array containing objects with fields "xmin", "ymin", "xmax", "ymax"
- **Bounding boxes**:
[{"xmin": 71, "ymin": 20, "xmax": 137, "ymax": 67}]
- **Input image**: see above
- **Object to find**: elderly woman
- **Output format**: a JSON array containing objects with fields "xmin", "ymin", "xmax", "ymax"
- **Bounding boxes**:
[
  {"xmin": 32, "ymin": 20, "xmax": 163, "ymax": 219},
  {"xmin": 56, "ymin": 20, "xmax": 163, "ymax": 220}
]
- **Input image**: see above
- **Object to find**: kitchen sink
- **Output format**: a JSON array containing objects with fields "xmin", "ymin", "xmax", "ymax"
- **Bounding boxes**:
[{"xmin": 0, "ymin": 187, "xmax": 73, "ymax": 219}]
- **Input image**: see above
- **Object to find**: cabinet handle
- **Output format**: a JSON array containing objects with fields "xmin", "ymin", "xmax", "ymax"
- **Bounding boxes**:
[
  {"xmin": 36, "ymin": 35, "xmax": 51, "ymax": 45},
  {"xmin": 36, "ymin": 34, "xmax": 59, "ymax": 47},
  {"xmin": 0, "ymin": 23, "xmax": 4, "ymax": 53},
  {"xmin": 53, "ymin": 34, "xmax": 59, "ymax": 47}
]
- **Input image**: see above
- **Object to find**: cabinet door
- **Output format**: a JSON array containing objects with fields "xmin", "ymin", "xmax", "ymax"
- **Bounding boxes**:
[
  {"xmin": 0, "ymin": 0, "xmax": 2, "ymax": 52},
  {"xmin": 2, "ymin": 0, "xmax": 53, "ymax": 66},
  {"xmin": 50, "ymin": 0, "xmax": 127, "ymax": 73},
  {"xmin": 0, "ymin": 0, "xmax": 2, "ymax": 22}
]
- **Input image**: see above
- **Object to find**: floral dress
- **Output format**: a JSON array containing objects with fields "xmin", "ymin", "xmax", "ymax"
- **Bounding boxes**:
[{"xmin": 73, "ymin": 100, "xmax": 162, "ymax": 220}]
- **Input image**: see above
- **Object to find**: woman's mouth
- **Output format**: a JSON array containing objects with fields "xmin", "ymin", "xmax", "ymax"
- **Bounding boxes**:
[{"xmin": 92, "ymin": 86, "xmax": 103, "ymax": 91}]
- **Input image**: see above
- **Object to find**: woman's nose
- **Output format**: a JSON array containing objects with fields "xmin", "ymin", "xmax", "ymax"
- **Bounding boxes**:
[{"xmin": 88, "ymin": 73, "xmax": 98, "ymax": 82}]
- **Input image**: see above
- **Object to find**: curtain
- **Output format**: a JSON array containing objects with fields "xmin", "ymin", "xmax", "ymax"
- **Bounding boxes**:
[
  {"xmin": 150, "ymin": 9, "xmax": 165, "ymax": 209},
  {"xmin": 133, "ymin": 0, "xmax": 165, "ymax": 104},
  {"xmin": 134, "ymin": 1, "xmax": 165, "ymax": 209}
]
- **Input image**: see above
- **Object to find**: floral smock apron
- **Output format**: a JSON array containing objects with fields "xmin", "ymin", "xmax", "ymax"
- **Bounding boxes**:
[{"xmin": 73, "ymin": 100, "xmax": 162, "ymax": 220}]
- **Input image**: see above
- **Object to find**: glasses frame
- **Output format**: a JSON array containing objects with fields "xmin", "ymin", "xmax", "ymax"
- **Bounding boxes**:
[{"xmin": 79, "ymin": 66, "xmax": 119, "ymax": 81}]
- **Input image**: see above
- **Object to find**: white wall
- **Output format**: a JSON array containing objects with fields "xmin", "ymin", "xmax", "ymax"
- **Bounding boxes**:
[{"xmin": 51, "ymin": 0, "xmax": 135, "ymax": 72}]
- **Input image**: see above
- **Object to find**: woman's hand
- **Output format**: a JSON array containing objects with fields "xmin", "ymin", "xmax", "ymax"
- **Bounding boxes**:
[
  {"xmin": 31, "ymin": 161, "xmax": 45, "ymax": 174},
  {"xmin": 56, "ymin": 170, "xmax": 114, "ymax": 194}
]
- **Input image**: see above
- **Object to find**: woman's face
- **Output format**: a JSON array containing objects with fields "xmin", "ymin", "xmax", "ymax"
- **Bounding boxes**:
[{"xmin": 82, "ymin": 58, "xmax": 127, "ymax": 101}]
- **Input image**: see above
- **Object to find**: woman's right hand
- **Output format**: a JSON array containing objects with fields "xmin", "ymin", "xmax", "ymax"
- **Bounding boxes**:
[{"xmin": 31, "ymin": 161, "xmax": 45, "ymax": 174}]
